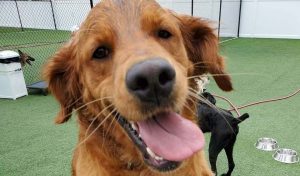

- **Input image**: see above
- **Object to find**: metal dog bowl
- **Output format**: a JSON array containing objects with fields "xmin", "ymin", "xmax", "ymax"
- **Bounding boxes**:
[
  {"xmin": 273, "ymin": 148, "xmax": 299, "ymax": 164},
  {"xmin": 255, "ymin": 137, "xmax": 279, "ymax": 151}
]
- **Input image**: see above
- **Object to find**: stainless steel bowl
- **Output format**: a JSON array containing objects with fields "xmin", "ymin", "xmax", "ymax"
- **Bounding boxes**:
[
  {"xmin": 273, "ymin": 148, "xmax": 299, "ymax": 164},
  {"xmin": 255, "ymin": 137, "xmax": 279, "ymax": 151}
]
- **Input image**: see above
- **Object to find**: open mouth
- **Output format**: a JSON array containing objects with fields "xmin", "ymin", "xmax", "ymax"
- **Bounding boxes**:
[{"xmin": 116, "ymin": 112, "xmax": 205, "ymax": 172}]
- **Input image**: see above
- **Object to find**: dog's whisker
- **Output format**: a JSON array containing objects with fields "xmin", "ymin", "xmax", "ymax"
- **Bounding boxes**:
[
  {"xmin": 188, "ymin": 93, "xmax": 223, "ymax": 117},
  {"xmin": 187, "ymin": 61, "xmax": 212, "ymax": 69},
  {"xmin": 67, "ymin": 96, "xmax": 113, "ymax": 117},
  {"xmin": 187, "ymin": 93, "xmax": 204, "ymax": 106},
  {"xmin": 111, "ymin": 115, "xmax": 120, "ymax": 133},
  {"xmin": 187, "ymin": 72, "xmax": 264, "ymax": 80},
  {"xmin": 188, "ymin": 86, "xmax": 201, "ymax": 94},
  {"xmin": 67, "ymin": 96, "xmax": 83, "ymax": 109},
  {"xmin": 77, "ymin": 108, "xmax": 118, "ymax": 149},
  {"xmin": 183, "ymin": 99, "xmax": 197, "ymax": 117},
  {"xmin": 209, "ymin": 73, "xmax": 262, "ymax": 77},
  {"xmin": 188, "ymin": 90, "xmax": 217, "ymax": 112},
  {"xmin": 85, "ymin": 104, "xmax": 114, "ymax": 143},
  {"xmin": 83, "ymin": 111, "xmax": 106, "ymax": 151},
  {"xmin": 102, "ymin": 112, "xmax": 119, "ymax": 148},
  {"xmin": 188, "ymin": 88, "xmax": 207, "ymax": 102},
  {"xmin": 42, "ymin": 96, "xmax": 84, "ymax": 118},
  {"xmin": 74, "ymin": 96, "xmax": 113, "ymax": 111},
  {"xmin": 187, "ymin": 92, "xmax": 205, "ymax": 105}
]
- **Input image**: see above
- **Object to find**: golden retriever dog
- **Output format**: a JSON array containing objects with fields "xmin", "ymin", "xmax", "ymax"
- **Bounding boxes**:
[{"xmin": 44, "ymin": 0, "xmax": 232, "ymax": 175}]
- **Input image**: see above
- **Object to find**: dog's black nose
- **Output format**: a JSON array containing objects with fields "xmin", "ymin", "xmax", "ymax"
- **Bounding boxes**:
[{"xmin": 126, "ymin": 58, "xmax": 176, "ymax": 104}]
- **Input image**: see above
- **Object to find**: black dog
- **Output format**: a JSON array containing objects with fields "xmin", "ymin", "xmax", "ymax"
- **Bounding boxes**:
[{"xmin": 197, "ymin": 92, "xmax": 249, "ymax": 176}]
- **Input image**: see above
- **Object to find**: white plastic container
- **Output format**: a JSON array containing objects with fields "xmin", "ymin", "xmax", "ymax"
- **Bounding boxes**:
[{"xmin": 0, "ymin": 50, "xmax": 28, "ymax": 100}]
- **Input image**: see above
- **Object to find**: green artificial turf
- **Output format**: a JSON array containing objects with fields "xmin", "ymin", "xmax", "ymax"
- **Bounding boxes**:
[
  {"xmin": 0, "ymin": 27, "xmax": 44, "ymax": 34},
  {"xmin": 0, "ymin": 96, "xmax": 76, "ymax": 176},
  {"xmin": 0, "ymin": 27, "xmax": 69, "ymax": 47},
  {"xmin": 0, "ymin": 38, "xmax": 300, "ymax": 176}
]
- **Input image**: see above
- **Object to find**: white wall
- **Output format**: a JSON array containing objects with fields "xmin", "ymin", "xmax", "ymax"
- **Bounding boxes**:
[
  {"xmin": 157, "ymin": 0, "xmax": 192, "ymax": 15},
  {"xmin": 1, "ymin": 0, "xmax": 300, "ymax": 39},
  {"xmin": 158, "ymin": 0, "xmax": 300, "ymax": 39},
  {"xmin": 0, "ymin": 1, "xmax": 55, "ymax": 29},
  {"xmin": 18, "ymin": 1, "xmax": 55, "ymax": 29},
  {"xmin": 158, "ymin": 0, "xmax": 240, "ymax": 37},
  {"xmin": 240, "ymin": 0, "xmax": 300, "ymax": 39},
  {"xmin": 0, "ymin": 0, "xmax": 91, "ymax": 31},
  {"xmin": 52, "ymin": 1, "xmax": 91, "ymax": 30},
  {"xmin": 218, "ymin": 0, "xmax": 241, "ymax": 37},
  {"xmin": 0, "ymin": 1, "xmax": 25, "ymax": 28}
]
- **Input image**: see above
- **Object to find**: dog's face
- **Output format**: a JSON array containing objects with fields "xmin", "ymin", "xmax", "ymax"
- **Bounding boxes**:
[{"xmin": 44, "ymin": 0, "xmax": 232, "ymax": 173}]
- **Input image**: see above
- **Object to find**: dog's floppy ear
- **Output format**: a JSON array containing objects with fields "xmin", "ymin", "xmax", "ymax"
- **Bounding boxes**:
[
  {"xmin": 43, "ymin": 38, "xmax": 81, "ymax": 124},
  {"xmin": 176, "ymin": 15, "xmax": 233, "ymax": 91}
]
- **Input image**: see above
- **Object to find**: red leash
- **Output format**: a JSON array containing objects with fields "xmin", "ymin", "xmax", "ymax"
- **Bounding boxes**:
[{"xmin": 212, "ymin": 88, "xmax": 300, "ymax": 116}]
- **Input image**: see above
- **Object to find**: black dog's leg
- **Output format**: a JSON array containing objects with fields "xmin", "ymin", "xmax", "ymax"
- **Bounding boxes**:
[
  {"xmin": 209, "ymin": 134, "xmax": 224, "ymax": 175},
  {"xmin": 221, "ymin": 138, "xmax": 236, "ymax": 176}
]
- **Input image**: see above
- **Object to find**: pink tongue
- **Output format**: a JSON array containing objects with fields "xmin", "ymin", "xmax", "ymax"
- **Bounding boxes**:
[{"xmin": 137, "ymin": 112, "xmax": 205, "ymax": 162}]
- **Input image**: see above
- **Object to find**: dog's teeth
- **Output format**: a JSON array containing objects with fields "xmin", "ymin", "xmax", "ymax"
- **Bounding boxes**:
[
  {"xmin": 138, "ymin": 134, "xmax": 142, "ymax": 141},
  {"xmin": 146, "ymin": 147, "xmax": 156, "ymax": 158},
  {"xmin": 129, "ymin": 121, "xmax": 137, "ymax": 131},
  {"xmin": 146, "ymin": 147, "xmax": 164, "ymax": 160},
  {"xmin": 131, "ymin": 123, "xmax": 137, "ymax": 131},
  {"xmin": 155, "ymin": 156, "xmax": 163, "ymax": 161}
]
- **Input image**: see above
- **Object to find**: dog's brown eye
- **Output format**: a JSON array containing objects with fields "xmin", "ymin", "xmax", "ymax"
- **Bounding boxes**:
[
  {"xmin": 158, "ymin": 29, "xmax": 172, "ymax": 39},
  {"xmin": 93, "ymin": 46, "xmax": 110, "ymax": 59}
]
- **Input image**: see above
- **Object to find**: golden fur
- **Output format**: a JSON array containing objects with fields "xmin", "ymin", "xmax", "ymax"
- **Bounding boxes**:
[{"xmin": 44, "ymin": 0, "xmax": 232, "ymax": 175}]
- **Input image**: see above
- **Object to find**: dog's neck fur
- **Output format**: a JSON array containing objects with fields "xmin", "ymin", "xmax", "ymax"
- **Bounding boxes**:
[
  {"xmin": 72, "ymin": 111, "xmax": 212, "ymax": 176},
  {"xmin": 74, "ymin": 113, "xmax": 142, "ymax": 176}
]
